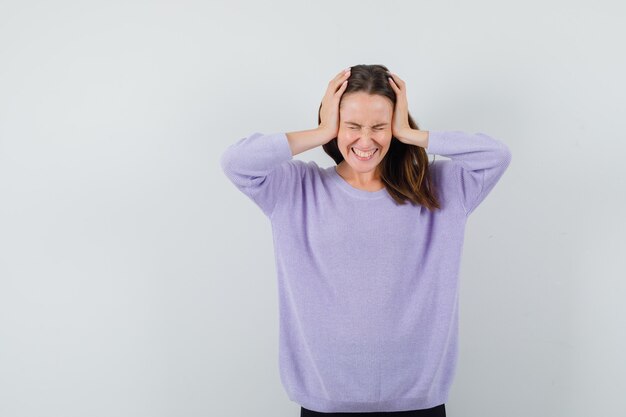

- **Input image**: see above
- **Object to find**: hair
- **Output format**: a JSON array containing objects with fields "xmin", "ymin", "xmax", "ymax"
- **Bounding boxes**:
[{"xmin": 319, "ymin": 64, "xmax": 441, "ymax": 211}]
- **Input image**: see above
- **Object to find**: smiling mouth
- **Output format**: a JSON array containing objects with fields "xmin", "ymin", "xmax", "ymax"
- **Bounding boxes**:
[{"xmin": 352, "ymin": 147, "xmax": 378, "ymax": 159}]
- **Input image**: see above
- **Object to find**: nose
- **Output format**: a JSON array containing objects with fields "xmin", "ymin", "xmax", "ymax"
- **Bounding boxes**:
[{"xmin": 355, "ymin": 127, "xmax": 377, "ymax": 141}]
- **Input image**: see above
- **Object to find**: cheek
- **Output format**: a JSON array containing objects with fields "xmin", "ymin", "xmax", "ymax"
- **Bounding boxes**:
[
  {"xmin": 337, "ymin": 133, "xmax": 354, "ymax": 147},
  {"xmin": 336, "ymin": 137, "xmax": 348, "ymax": 152}
]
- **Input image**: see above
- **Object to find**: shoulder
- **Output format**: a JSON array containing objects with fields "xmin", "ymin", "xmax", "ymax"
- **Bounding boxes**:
[
  {"xmin": 274, "ymin": 159, "xmax": 318, "ymax": 189},
  {"xmin": 275, "ymin": 158, "xmax": 308, "ymax": 177},
  {"xmin": 289, "ymin": 159, "xmax": 324, "ymax": 177}
]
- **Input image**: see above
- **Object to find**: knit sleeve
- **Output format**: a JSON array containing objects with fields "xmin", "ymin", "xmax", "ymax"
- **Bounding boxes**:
[
  {"xmin": 425, "ymin": 130, "xmax": 512, "ymax": 216},
  {"xmin": 220, "ymin": 131, "xmax": 296, "ymax": 219}
]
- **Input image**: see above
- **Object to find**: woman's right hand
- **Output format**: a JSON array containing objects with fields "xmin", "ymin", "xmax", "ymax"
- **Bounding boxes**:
[{"xmin": 318, "ymin": 67, "xmax": 351, "ymax": 141}]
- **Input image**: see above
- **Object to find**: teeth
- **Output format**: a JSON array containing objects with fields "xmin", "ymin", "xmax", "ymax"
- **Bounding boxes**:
[{"xmin": 353, "ymin": 147, "xmax": 375, "ymax": 157}]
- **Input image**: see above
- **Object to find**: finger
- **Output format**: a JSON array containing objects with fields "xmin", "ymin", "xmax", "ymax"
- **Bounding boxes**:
[
  {"xmin": 388, "ymin": 76, "xmax": 405, "ymax": 95},
  {"xmin": 335, "ymin": 79, "xmax": 348, "ymax": 97},
  {"xmin": 388, "ymin": 76, "xmax": 398, "ymax": 91},
  {"xmin": 388, "ymin": 71, "xmax": 404, "ymax": 84},
  {"xmin": 330, "ymin": 73, "xmax": 350, "ymax": 96},
  {"xmin": 327, "ymin": 69, "xmax": 351, "ymax": 94},
  {"xmin": 334, "ymin": 67, "xmax": 351, "ymax": 81},
  {"xmin": 333, "ymin": 80, "xmax": 347, "ymax": 98}
]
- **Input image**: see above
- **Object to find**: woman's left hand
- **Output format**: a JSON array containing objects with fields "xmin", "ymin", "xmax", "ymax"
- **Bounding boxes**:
[{"xmin": 387, "ymin": 72, "xmax": 414, "ymax": 143}]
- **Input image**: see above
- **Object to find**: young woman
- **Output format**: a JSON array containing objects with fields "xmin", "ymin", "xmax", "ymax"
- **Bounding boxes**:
[{"xmin": 221, "ymin": 65, "xmax": 512, "ymax": 416}]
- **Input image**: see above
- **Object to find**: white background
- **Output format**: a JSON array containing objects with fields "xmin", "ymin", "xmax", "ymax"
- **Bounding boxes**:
[{"xmin": 1, "ymin": 1, "xmax": 625, "ymax": 416}]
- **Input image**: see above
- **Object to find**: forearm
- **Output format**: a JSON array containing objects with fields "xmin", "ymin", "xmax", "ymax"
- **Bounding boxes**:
[
  {"xmin": 286, "ymin": 128, "xmax": 334, "ymax": 156},
  {"xmin": 395, "ymin": 128, "xmax": 430, "ymax": 148}
]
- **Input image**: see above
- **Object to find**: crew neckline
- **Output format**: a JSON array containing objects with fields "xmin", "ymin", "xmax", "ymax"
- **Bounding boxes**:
[{"xmin": 328, "ymin": 166, "xmax": 389, "ymax": 199}]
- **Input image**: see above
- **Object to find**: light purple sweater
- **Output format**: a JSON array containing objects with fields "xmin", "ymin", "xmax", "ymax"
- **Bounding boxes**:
[{"xmin": 220, "ymin": 130, "xmax": 512, "ymax": 412}]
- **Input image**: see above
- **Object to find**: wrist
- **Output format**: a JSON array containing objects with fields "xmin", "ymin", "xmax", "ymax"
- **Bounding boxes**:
[
  {"xmin": 316, "ymin": 126, "xmax": 338, "ymax": 143},
  {"xmin": 396, "ymin": 128, "xmax": 429, "ymax": 148}
]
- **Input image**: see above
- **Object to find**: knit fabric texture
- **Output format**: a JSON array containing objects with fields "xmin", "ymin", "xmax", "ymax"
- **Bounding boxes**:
[{"xmin": 220, "ymin": 130, "xmax": 512, "ymax": 412}]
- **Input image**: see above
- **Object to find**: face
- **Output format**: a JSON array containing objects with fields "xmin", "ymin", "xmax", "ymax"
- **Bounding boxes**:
[{"xmin": 337, "ymin": 92, "xmax": 393, "ymax": 173}]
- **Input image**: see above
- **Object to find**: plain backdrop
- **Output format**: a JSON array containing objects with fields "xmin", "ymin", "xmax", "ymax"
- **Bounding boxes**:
[{"xmin": 1, "ymin": 1, "xmax": 625, "ymax": 416}]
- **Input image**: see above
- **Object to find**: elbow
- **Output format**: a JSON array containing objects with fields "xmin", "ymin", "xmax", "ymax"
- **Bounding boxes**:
[
  {"xmin": 220, "ymin": 148, "xmax": 230, "ymax": 173},
  {"xmin": 498, "ymin": 143, "xmax": 512, "ymax": 168},
  {"xmin": 478, "ymin": 132, "xmax": 512, "ymax": 166},
  {"xmin": 220, "ymin": 146, "xmax": 237, "ymax": 179}
]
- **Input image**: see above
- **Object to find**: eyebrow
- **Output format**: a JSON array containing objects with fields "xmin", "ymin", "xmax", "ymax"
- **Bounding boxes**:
[{"xmin": 344, "ymin": 121, "xmax": 389, "ymax": 127}]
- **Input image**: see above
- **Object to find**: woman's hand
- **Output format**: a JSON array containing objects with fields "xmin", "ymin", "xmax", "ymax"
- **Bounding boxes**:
[
  {"xmin": 387, "ymin": 72, "xmax": 415, "ymax": 143},
  {"xmin": 318, "ymin": 67, "xmax": 351, "ymax": 141}
]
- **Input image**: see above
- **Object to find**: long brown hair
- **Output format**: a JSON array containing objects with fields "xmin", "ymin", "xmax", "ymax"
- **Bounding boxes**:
[{"xmin": 319, "ymin": 64, "xmax": 441, "ymax": 210}]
